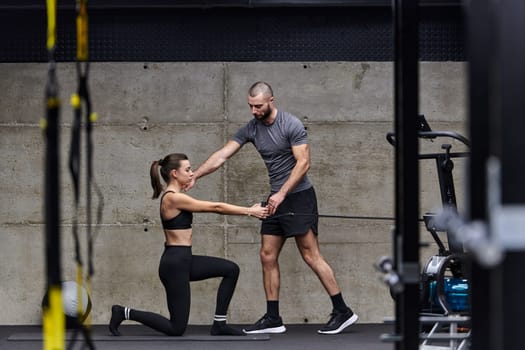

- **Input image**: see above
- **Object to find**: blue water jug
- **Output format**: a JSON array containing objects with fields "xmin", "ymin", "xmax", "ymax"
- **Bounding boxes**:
[{"xmin": 429, "ymin": 277, "xmax": 469, "ymax": 312}]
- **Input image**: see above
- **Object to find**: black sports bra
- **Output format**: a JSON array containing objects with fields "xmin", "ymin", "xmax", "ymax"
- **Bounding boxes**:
[{"xmin": 160, "ymin": 191, "xmax": 193, "ymax": 230}]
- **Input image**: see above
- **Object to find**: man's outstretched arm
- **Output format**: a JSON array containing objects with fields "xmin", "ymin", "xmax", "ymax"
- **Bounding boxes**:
[{"xmin": 185, "ymin": 140, "xmax": 242, "ymax": 190}]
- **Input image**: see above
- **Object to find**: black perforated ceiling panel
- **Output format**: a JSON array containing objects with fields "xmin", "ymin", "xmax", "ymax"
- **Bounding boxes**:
[{"xmin": 0, "ymin": 7, "xmax": 464, "ymax": 62}]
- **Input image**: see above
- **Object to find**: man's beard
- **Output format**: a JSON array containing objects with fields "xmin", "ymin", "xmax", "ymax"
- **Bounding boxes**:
[{"xmin": 256, "ymin": 107, "xmax": 272, "ymax": 121}]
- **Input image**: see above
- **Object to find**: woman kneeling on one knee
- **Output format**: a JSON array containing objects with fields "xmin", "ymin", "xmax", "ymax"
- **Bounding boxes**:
[{"xmin": 109, "ymin": 153, "xmax": 268, "ymax": 336}]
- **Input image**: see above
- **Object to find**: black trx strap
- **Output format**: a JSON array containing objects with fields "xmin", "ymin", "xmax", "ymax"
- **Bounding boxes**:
[
  {"xmin": 263, "ymin": 212, "xmax": 397, "ymax": 221},
  {"xmin": 75, "ymin": 0, "xmax": 104, "ymax": 297},
  {"xmin": 42, "ymin": 1, "xmax": 65, "ymax": 349},
  {"xmin": 262, "ymin": 212, "xmax": 428, "ymax": 222},
  {"xmin": 67, "ymin": 1, "xmax": 102, "ymax": 348}
]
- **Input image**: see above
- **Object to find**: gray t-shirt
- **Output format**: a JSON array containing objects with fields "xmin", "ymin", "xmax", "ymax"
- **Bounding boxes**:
[{"xmin": 232, "ymin": 110, "xmax": 312, "ymax": 194}]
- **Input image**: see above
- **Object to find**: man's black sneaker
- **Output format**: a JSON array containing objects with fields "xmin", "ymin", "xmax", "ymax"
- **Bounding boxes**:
[
  {"xmin": 317, "ymin": 308, "xmax": 358, "ymax": 335},
  {"xmin": 243, "ymin": 314, "xmax": 286, "ymax": 334}
]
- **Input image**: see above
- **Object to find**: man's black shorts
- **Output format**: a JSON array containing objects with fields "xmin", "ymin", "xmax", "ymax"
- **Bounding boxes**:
[{"xmin": 261, "ymin": 187, "xmax": 318, "ymax": 238}]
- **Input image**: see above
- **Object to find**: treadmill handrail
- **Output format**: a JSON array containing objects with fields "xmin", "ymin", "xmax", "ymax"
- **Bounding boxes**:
[{"xmin": 386, "ymin": 131, "xmax": 471, "ymax": 148}]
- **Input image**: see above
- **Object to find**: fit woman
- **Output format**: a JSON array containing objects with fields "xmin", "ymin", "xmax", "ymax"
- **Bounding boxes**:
[{"xmin": 109, "ymin": 153, "xmax": 268, "ymax": 336}]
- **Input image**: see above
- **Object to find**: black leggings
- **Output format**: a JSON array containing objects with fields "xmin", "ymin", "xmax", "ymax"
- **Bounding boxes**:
[{"xmin": 129, "ymin": 245, "xmax": 240, "ymax": 336}]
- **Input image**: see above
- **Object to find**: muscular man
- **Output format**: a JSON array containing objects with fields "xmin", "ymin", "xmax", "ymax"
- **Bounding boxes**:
[{"xmin": 187, "ymin": 82, "xmax": 358, "ymax": 335}]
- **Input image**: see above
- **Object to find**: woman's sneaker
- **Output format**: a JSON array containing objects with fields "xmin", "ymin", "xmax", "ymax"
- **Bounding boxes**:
[
  {"xmin": 317, "ymin": 308, "xmax": 358, "ymax": 335},
  {"xmin": 243, "ymin": 314, "xmax": 287, "ymax": 334},
  {"xmin": 210, "ymin": 321, "xmax": 245, "ymax": 336},
  {"xmin": 108, "ymin": 305, "xmax": 125, "ymax": 336}
]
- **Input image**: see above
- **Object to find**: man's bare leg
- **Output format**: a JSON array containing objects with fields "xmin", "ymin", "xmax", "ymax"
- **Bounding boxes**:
[
  {"xmin": 243, "ymin": 234, "xmax": 287, "ymax": 334},
  {"xmin": 295, "ymin": 229, "xmax": 358, "ymax": 335}
]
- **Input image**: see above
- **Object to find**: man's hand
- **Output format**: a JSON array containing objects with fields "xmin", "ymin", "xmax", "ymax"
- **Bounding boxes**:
[
  {"xmin": 267, "ymin": 192, "xmax": 286, "ymax": 216},
  {"xmin": 183, "ymin": 140, "xmax": 242, "ymax": 192},
  {"xmin": 184, "ymin": 177, "xmax": 197, "ymax": 191}
]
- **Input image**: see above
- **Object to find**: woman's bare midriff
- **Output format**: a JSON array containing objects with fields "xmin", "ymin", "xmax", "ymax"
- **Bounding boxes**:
[{"xmin": 164, "ymin": 228, "xmax": 192, "ymax": 246}]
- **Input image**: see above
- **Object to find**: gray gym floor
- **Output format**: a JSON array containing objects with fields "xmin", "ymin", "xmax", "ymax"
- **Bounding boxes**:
[{"xmin": 1, "ymin": 323, "xmax": 394, "ymax": 350}]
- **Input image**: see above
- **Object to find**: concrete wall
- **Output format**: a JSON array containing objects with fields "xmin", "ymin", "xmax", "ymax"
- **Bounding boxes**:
[{"xmin": 0, "ymin": 61, "xmax": 467, "ymax": 325}]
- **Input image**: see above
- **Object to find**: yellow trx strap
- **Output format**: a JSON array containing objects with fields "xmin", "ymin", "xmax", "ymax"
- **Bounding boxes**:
[
  {"xmin": 46, "ymin": 0, "xmax": 57, "ymax": 51},
  {"xmin": 43, "ymin": 1, "xmax": 65, "ymax": 350},
  {"xmin": 43, "ymin": 286, "xmax": 65, "ymax": 350},
  {"xmin": 76, "ymin": 0, "xmax": 88, "ymax": 61}
]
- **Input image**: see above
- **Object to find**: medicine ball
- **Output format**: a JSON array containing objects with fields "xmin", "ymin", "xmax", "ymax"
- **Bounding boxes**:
[{"xmin": 42, "ymin": 281, "xmax": 92, "ymax": 328}]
